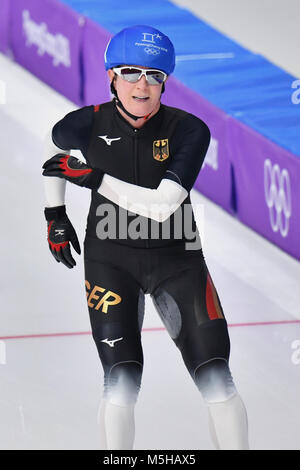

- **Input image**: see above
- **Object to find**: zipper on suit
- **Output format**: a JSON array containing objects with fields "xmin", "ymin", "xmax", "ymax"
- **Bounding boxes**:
[
  {"xmin": 133, "ymin": 128, "xmax": 149, "ymax": 248},
  {"xmin": 133, "ymin": 129, "xmax": 139, "ymax": 183}
]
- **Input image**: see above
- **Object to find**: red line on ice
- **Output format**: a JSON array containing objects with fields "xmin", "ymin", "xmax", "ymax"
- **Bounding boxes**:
[{"xmin": 1, "ymin": 320, "xmax": 300, "ymax": 341}]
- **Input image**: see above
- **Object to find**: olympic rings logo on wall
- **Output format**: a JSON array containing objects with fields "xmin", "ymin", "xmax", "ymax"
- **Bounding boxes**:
[{"xmin": 264, "ymin": 158, "xmax": 292, "ymax": 238}]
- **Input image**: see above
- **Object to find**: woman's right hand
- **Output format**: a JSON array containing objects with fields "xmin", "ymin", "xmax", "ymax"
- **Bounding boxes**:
[{"xmin": 44, "ymin": 205, "xmax": 81, "ymax": 269}]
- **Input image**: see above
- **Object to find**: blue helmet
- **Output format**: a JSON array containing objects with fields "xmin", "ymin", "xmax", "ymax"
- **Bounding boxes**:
[{"xmin": 104, "ymin": 25, "xmax": 176, "ymax": 75}]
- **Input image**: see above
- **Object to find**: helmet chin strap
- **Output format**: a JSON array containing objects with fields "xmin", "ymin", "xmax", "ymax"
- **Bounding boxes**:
[
  {"xmin": 111, "ymin": 80, "xmax": 164, "ymax": 122},
  {"xmin": 114, "ymin": 97, "xmax": 151, "ymax": 121}
]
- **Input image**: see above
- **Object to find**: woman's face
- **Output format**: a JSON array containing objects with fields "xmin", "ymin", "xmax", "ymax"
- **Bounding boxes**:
[{"xmin": 107, "ymin": 66, "xmax": 163, "ymax": 124}]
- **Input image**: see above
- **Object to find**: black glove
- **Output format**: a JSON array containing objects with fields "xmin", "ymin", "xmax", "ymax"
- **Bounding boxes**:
[
  {"xmin": 44, "ymin": 205, "xmax": 81, "ymax": 269},
  {"xmin": 42, "ymin": 154, "xmax": 103, "ymax": 190}
]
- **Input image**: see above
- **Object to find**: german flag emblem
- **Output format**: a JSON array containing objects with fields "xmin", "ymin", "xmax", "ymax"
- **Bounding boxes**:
[{"xmin": 153, "ymin": 139, "xmax": 169, "ymax": 162}]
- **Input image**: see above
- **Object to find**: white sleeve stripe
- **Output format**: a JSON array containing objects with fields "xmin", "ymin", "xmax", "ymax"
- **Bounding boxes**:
[
  {"xmin": 43, "ymin": 128, "xmax": 69, "ymax": 208},
  {"xmin": 98, "ymin": 175, "xmax": 188, "ymax": 222}
]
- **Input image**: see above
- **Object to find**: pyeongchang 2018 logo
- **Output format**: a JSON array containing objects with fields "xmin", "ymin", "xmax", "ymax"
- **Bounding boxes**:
[
  {"xmin": 264, "ymin": 159, "xmax": 292, "ymax": 237},
  {"xmin": 135, "ymin": 32, "xmax": 168, "ymax": 57},
  {"xmin": 22, "ymin": 10, "xmax": 71, "ymax": 67}
]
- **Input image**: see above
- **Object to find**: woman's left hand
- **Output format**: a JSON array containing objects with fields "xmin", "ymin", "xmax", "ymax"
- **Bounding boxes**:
[{"xmin": 42, "ymin": 153, "xmax": 103, "ymax": 190}]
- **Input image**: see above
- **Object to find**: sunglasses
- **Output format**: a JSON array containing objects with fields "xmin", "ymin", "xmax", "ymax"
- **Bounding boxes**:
[{"xmin": 113, "ymin": 66, "xmax": 167, "ymax": 85}]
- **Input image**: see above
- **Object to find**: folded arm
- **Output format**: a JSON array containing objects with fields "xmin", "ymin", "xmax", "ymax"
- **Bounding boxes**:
[
  {"xmin": 97, "ymin": 114, "xmax": 211, "ymax": 222},
  {"xmin": 98, "ymin": 175, "xmax": 188, "ymax": 222},
  {"xmin": 42, "ymin": 106, "xmax": 93, "ymax": 207}
]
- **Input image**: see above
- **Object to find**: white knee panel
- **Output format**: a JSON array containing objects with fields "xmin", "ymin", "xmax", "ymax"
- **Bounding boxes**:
[
  {"xmin": 194, "ymin": 358, "xmax": 237, "ymax": 404},
  {"xmin": 103, "ymin": 361, "xmax": 142, "ymax": 407}
]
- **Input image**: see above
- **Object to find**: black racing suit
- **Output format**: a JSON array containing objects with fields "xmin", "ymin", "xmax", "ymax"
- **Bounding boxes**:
[{"xmin": 52, "ymin": 101, "xmax": 230, "ymax": 402}]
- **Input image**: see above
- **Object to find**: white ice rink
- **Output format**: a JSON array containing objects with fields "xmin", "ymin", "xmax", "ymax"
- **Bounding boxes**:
[{"xmin": 1, "ymin": 1, "xmax": 300, "ymax": 450}]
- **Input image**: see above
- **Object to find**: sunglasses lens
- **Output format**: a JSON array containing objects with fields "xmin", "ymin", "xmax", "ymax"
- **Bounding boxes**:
[
  {"xmin": 119, "ymin": 68, "xmax": 142, "ymax": 82},
  {"xmin": 146, "ymin": 71, "xmax": 165, "ymax": 85},
  {"xmin": 118, "ymin": 68, "xmax": 166, "ymax": 85}
]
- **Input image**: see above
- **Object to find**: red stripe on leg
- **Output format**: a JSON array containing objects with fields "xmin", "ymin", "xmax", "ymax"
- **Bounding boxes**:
[{"xmin": 206, "ymin": 273, "xmax": 220, "ymax": 320}]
